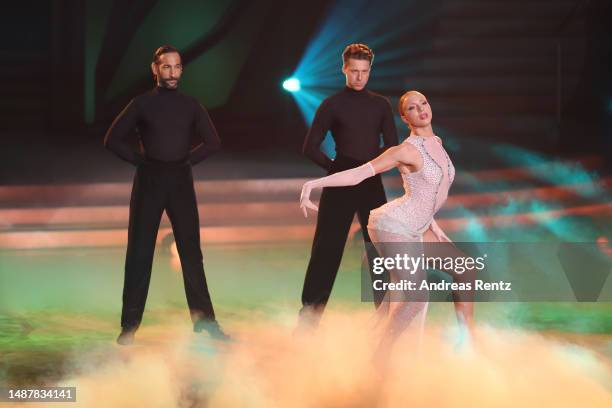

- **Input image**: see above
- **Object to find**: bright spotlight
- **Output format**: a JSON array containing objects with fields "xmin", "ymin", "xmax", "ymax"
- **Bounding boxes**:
[{"xmin": 282, "ymin": 77, "xmax": 301, "ymax": 92}]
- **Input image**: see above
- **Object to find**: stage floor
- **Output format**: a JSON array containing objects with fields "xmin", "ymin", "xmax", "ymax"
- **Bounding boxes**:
[
  {"xmin": 1, "ymin": 240, "xmax": 610, "ymax": 407},
  {"xmin": 1, "ymin": 145, "xmax": 610, "ymax": 406}
]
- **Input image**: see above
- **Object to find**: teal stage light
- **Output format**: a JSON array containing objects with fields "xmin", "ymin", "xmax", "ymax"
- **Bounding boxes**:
[{"xmin": 282, "ymin": 77, "xmax": 301, "ymax": 92}]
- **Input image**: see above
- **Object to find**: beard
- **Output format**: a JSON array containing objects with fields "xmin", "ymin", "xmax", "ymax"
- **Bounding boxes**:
[{"xmin": 159, "ymin": 77, "xmax": 179, "ymax": 89}]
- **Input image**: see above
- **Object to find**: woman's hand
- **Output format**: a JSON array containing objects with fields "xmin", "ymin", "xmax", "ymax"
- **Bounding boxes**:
[{"xmin": 299, "ymin": 181, "xmax": 319, "ymax": 218}]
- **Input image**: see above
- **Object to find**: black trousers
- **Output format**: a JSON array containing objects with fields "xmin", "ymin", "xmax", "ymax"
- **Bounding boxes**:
[
  {"xmin": 121, "ymin": 159, "xmax": 215, "ymax": 330},
  {"xmin": 301, "ymin": 154, "xmax": 387, "ymax": 311}
]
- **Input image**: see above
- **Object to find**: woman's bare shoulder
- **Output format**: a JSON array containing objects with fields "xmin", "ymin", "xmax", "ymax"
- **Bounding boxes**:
[{"xmin": 395, "ymin": 141, "xmax": 421, "ymax": 162}]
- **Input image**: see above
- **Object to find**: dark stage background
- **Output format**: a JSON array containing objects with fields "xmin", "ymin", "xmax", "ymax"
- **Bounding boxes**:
[
  {"xmin": 1, "ymin": 2, "xmax": 611, "ymax": 397},
  {"xmin": 1, "ymin": 0, "xmax": 611, "ymax": 184}
]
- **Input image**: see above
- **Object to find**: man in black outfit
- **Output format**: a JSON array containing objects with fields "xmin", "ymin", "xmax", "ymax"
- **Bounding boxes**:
[
  {"xmin": 299, "ymin": 44, "xmax": 398, "ymax": 326},
  {"xmin": 104, "ymin": 45, "xmax": 229, "ymax": 345}
]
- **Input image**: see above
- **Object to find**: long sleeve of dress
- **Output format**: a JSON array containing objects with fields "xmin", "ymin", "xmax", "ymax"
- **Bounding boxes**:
[
  {"xmin": 188, "ymin": 102, "xmax": 222, "ymax": 165},
  {"xmin": 103, "ymin": 99, "xmax": 145, "ymax": 165},
  {"xmin": 300, "ymin": 163, "xmax": 376, "ymax": 212},
  {"xmin": 308, "ymin": 162, "xmax": 375, "ymax": 189}
]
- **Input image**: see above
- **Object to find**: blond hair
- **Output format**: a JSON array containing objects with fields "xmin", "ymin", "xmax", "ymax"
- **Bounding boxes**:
[{"xmin": 398, "ymin": 90, "xmax": 426, "ymax": 116}]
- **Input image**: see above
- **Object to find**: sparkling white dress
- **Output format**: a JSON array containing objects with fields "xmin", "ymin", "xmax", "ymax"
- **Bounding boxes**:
[
  {"xmin": 300, "ymin": 134, "xmax": 459, "ymax": 343},
  {"xmin": 368, "ymin": 135, "xmax": 455, "ymax": 242}
]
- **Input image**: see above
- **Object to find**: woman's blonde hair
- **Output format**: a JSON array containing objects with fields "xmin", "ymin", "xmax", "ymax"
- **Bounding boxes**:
[{"xmin": 398, "ymin": 90, "xmax": 426, "ymax": 116}]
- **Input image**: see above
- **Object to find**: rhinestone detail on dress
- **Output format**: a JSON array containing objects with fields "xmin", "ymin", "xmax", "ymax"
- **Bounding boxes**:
[{"xmin": 367, "ymin": 135, "xmax": 455, "ymax": 240}]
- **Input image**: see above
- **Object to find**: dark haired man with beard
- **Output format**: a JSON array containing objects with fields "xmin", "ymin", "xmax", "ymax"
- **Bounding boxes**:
[{"xmin": 104, "ymin": 45, "xmax": 229, "ymax": 345}]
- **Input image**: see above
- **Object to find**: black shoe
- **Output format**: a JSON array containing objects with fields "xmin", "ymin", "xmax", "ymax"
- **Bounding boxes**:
[
  {"xmin": 116, "ymin": 328, "xmax": 136, "ymax": 345},
  {"xmin": 194, "ymin": 320, "xmax": 232, "ymax": 342}
]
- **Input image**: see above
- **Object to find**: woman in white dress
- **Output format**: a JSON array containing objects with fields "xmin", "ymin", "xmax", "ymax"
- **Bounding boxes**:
[{"xmin": 300, "ymin": 91, "xmax": 476, "ymax": 359}]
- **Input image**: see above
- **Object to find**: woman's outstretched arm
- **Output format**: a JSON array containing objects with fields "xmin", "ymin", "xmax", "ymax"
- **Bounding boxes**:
[
  {"xmin": 369, "ymin": 142, "xmax": 420, "ymax": 174},
  {"xmin": 300, "ymin": 143, "xmax": 420, "ymax": 217}
]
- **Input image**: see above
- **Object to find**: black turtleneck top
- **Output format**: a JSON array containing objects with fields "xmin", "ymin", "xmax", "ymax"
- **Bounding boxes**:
[
  {"xmin": 302, "ymin": 86, "xmax": 398, "ymax": 171},
  {"xmin": 104, "ymin": 86, "xmax": 221, "ymax": 165}
]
